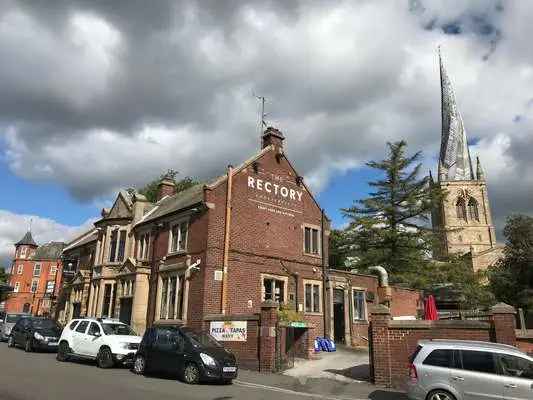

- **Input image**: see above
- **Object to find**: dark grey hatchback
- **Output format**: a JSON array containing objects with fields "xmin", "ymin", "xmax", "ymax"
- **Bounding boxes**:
[{"xmin": 132, "ymin": 324, "xmax": 238, "ymax": 384}]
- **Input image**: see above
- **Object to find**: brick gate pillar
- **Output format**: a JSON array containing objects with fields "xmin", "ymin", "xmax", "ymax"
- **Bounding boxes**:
[
  {"xmin": 370, "ymin": 304, "xmax": 391, "ymax": 387},
  {"xmin": 491, "ymin": 303, "xmax": 516, "ymax": 346},
  {"xmin": 259, "ymin": 300, "xmax": 279, "ymax": 372}
]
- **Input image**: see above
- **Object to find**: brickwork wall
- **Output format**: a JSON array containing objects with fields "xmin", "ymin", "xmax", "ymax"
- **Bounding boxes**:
[
  {"xmin": 389, "ymin": 287, "xmax": 423, "ymax": 318},
  {"xmin": 370, "ymin": 303, "xmax": 517, "ymax": 389}
]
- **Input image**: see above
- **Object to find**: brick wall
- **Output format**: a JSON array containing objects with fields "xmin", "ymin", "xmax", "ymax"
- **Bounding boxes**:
[
  {"xmin": 389, "ymin": 287, "xmax": 423, "ymax": 318},
  {"xmin": 370, "ymin": 303, "xmax": 517, "ymax": 389}
]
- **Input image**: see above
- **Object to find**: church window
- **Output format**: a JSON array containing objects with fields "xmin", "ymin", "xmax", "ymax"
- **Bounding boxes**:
[
  {"xmin": 456, "ymin": 198, "xmax": 467, "ymax": 221},
  {"xmin": 468, "ymin": 197, "xmax": 479, "ymax": 222}
]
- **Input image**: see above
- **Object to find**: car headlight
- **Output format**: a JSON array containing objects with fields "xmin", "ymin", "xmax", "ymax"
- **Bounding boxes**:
[
  {"xmin": 200, "ymin": 353, "xmax": 217, "ymax": 367},
  {"xmin": 34, "ymin": 332, "xmax": 44, "ymax": 341},
  {"xmin": 119, "ymin": 342, "xmax": 129, "ymax": 349}
]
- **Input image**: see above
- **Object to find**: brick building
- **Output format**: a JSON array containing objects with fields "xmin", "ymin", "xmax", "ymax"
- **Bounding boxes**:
[{"xmin": 5, "ymin": 231, "xmax": 65, "ymax": 316}]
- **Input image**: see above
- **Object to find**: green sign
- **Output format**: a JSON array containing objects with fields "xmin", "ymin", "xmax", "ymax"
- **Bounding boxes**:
[{"xmin": 289, "ymin": 321, "xmax": 306, "ymax": 328}]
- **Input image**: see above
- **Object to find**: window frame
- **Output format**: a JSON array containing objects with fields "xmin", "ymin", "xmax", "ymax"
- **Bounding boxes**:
[
  {"xmin": 49, "ymin": 265, "xmax": 57, "ymax": 276},
  {"xmin": 156, "ymin": 271, "xmax": 186, "ymax": 321},
  {"xmin": 14, "ymin": 282, "xmax": 20, "ymax": 293},
  {"xmin": 261, "ymin": 274, "xmax": 288, "ymax": 304},
  {"xmin": 302, "ymin": 224, "xmax": 321, "ymax": 256},
  {"xmin": 303, "ymin": 279, "xmax": 322, "ymax": 314},
  {"xmin": 497, "ymin": 353, "xmax": 533, "ymax": 380},
  {"xmin": 352, "ymin": 288, "xmax": 367, "ymax": 322},
  {"xmin": 459, "ymin": 349, "xmax": 498, "ymax": 375},
  {"xmin": 456, "ymin": 197, "xmax": 467, "ymax": 221},
  {"xmin": 30, "ymin": 279, "xmax": 39, "ymax": 293},
  {"xmin": 168, "ymin": 219, "xmax": 189, "ymax": 254},
  {"xmin": 137, "ymin": 232, "xmax": 151, "ymax": 260},
  {"xmin": 17, "ymin": 265, "xmax": 23, "ymax": 275},
  {"xmin": 33, "ymin": 263, "xmax": 41, "ymax": 277}
]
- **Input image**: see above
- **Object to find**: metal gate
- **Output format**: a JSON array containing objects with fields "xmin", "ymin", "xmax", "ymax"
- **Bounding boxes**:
[{"xmin": 274, "ymin": 324, "xmax": 295, "ymax": 372}]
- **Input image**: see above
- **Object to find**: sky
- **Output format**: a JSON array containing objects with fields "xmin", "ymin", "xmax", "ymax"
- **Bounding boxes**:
[{"xmin": 1, "ymin": 0, "xmax": 533, "ymax": 265}]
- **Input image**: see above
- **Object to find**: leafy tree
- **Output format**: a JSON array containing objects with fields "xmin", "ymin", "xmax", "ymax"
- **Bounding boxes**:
[
  {"xmin": 130, "ymin": 169, "xmax": 198, "ymax": 203},
  {"xmin": 0, "ymin": 267, "xmax": 8, "ymax": 283},
  {"xmin": 341, "ymin": 141, "xmax": 443, "ymax": 283},
  {"xmin": 328, "ymin": 229, "xmax": 349, "ymax": 268},
  {"xmin": 488, "ymin": 214, "xmax": 533, "ymax": 311}
]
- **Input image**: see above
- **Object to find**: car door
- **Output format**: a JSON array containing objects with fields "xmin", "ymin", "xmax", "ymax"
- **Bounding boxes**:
[
  {"xmin": 453, "ymin": 349, "xmax": 505, "ymax": 400},
  {"xmin": 81, "ymin": 322, "xmax": 104, "ymax": 357},
  {"xmin": 11, "ymin": 319, "xmax": 24, "ymax": 345},
  {"xmin": 151, "ymin": 327, "xmax": 183, "ymax": 375},
  {"xmin": 71, "ymin": 320, "xmax": 89, "ymax": 354},
  {"xmin": 497, "ymin": 353, "xmax": 533, "ymax": 400}
]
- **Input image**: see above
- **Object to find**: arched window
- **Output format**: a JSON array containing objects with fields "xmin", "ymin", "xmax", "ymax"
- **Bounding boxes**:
[
  {"xmin": 456, "ymin": 198, "xmax": 467, "ymax": 221},
  {"xmin": 468, "ymin": 197, "xmax": 479, "ymax": 222},
  {"xmin": 22, "ymin": 303, "xmax": 31, "ymax": 313}
]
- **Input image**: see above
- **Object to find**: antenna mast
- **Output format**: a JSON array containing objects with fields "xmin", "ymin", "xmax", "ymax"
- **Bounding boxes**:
[{"xmin": 253, "ymin": 93, "xmax": 268, "ymax": 148}]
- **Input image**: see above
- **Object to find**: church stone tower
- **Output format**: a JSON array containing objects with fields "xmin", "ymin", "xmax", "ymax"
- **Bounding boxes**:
[{"xmin": 431, "ymin": 50, "xmax": 500, "ymax": 271}]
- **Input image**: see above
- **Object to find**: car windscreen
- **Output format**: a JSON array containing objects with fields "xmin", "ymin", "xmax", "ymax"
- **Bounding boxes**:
[
  {"xmin": 183, "ymin": 329, "xmax": 222, "ymax": 348},
  {"xmin": 102, "ymin": 323, "xmax": 136, "ymax": 336},
  {"xmin": 6, "ymin": 314, "xmax": 26, "ymax": 323},
  {"xmin": 32, "ymin": 319, "xmax": 60, "ymax": 330}
]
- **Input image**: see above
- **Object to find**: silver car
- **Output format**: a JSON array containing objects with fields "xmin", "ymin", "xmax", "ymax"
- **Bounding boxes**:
[
  {"xmin": 406, "ymin": 339, "xmax": 533, "ymax": 400},
  {"xmin": 0, "ymin": 313, "xmax": 30, "ymax": 341}
]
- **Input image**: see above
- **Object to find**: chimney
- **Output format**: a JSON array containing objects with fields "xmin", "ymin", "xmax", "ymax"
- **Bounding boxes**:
[
  {"xmin": 262, "ymin": 126, "xmax": 285, "ymax": 150},
  {"xmin": 156, "ymin": 174, "xmax": 176, "ymax": 201}
]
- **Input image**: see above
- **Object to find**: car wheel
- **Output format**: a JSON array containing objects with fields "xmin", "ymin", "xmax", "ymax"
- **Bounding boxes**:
[
  {"xmin": 24, "ymin": 338, "xmax": 33, "ymax": 352},
  {"xmin": 56, "ymin": 341, "xmax": 70, "ymax": 362},
  {"xmin": 183, "ymin": 363, "xmax": 200, "ymax": 385},
  {"xmin": 427, "ymin": 390, "xmax": 456, "ymax": 400},
  {"xmin": 133, "ymin": 355, "xmax": 146, "ymax": 375},
  {"xmin": 7, "ymin": 336, "xmax": 15, "ymax": 348},
  {"xmin": 96, "ymin": 347, "xmax": 114, "ymax": 369}
]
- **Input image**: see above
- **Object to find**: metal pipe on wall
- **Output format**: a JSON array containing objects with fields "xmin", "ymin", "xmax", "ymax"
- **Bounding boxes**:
[{"xmin": 221, "ymin": 165, "xmax": 233, "ymax": 315}]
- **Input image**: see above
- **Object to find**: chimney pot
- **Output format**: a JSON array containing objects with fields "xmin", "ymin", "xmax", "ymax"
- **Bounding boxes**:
[{"xmin": 262, "ymin": 126, "xmax": 285, "ymax": 150}]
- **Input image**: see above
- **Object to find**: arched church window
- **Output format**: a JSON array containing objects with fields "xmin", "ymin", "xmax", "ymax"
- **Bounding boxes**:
[
  {"xmin": 456, "ymin": 198, "xmax": 466, "ymax": 221},
  {"xmin": 468, "ymin": 197, "xmax": 479, "ymax": 222}
]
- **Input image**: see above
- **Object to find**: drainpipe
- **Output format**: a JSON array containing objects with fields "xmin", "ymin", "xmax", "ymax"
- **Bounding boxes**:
[
  {"xmin": 368, "ymin": 266, "xmax": 391, "ymax": 307},
  {"xmin": 321, "ymin": 209, "xmax": 328, "ymax": 337},
  {"xmin": 146, "ymin": 222, "xmax": 163, "ymax": 327},
  {"xmin": 221, "ymin": 165, "xmax": 233, "ymax": 315}
]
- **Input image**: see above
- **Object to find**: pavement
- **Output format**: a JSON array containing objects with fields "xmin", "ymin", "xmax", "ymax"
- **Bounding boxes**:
[{"xmin": 0, "ymin": 342, "xmax": 407, "ymax": 400}]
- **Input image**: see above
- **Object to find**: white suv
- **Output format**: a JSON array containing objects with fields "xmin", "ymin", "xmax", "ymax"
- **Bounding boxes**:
[{"xmin": 57, "ymin": 318, "xmax": 142, "ymax": 368}]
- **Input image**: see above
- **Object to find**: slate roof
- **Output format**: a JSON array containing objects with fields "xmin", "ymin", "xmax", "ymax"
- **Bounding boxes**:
[
  {"xmin": 63, "ymin": 228, "xmax": 98, "ymax": 252},
  {"xmin": 32, "ymin": 242, "xmax": 66, "ymax": 261},
  {"xmin": 15, "ymin": 231, "xmax": 37, "ymax": 246}
]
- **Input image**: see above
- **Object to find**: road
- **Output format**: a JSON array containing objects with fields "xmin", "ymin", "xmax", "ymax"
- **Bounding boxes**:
[{"xmin": 0, "ymin": 342, "xmax": 404, "ymax": 400}]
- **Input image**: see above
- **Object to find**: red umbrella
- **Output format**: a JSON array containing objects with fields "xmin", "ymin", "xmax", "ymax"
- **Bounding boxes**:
[{"xmin": 424, "ymin": 295, "xmax": 438, "ymax": 320}]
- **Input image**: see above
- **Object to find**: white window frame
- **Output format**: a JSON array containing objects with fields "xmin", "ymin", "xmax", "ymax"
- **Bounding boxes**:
[
  {"xmin": 261, "ymin": 274, "xmax": 288, "ymax": 303},
  {"xmin": 20, "ymin": 247, "xmax": 27, "ymax": 258},
  {"xmin": 137, "ymin": 232, "xmax": 151, "ymax": 260},
  {"xmin": 156, "ymin": 271, "xmax": 186, "ymax": 321},
  {"xmin": 17, "ymin": 264, "xmax": 23, "ymax": 275},
  {"xmin": 302, "ymin": 224, "xmax": 321, "ymax": 256},
  {"xmin": 50, "ymin": 265, "xmax": 57, "ymax": 276},
  {"xmin": 168, "ymin": 220, "xmax": 188, "ymax": 254},
  {"xmin": 352, "ymin": 288, "xmax": 367, "ymax": 322},
  {"xmin": 31, "ymin": 279, "xmax": 39, "ymax": 293},
  {"xmin": 33, "ymin": 263, "xmax": 41, "ymax": 277},
  {"xmin": 14, "ymin": 282, "xmax": 20, "ymax": 293},
  {"xmin": 303, "ymin": 279, "xmax": 322, "ymax": 314}
]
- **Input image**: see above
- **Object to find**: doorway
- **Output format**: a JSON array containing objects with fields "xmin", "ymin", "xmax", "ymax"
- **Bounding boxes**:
[
  {"xmin": 119, "ymin": 297, "xmax": 133, "ymax": 326},
  {"xmin": 333, "ymin": 289, "xmax": 345, "ymax": 343},
  {"xmin": 72, "ymin": 303, "xmax": 81, "ymax": 319}
]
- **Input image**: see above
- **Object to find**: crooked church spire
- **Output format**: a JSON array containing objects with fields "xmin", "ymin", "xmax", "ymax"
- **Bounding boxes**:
[{"xmin": 438, "ymin": 48, "xmax": 475, "ymax": 181}]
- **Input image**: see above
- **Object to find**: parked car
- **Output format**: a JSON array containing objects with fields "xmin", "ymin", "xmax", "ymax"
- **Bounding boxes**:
[
  {"xmin": 132, "ymin": 324, "xmax": 238, "ymax": 384},
  {"xmin": 0, "ymin": 312, "xmax": 30, "ymax": 341},
  {"xmin": 57, "ymin": 318, "xmax": 142, "ymax": 368},
  {"xmin": 407, "ymin": 339, "xmax": 533, "ymax": 400},
  {"xmin": 7, "ymin": 316, "xmax": 61, "ymax": 352}
]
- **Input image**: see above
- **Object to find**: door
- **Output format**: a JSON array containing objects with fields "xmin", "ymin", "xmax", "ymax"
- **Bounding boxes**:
[
  {"xmin": 119, "ymin": 298, "xmax": 132, "ymax": 326},
  {"xmin": 151, "ymin": 327, "xmax": 184, "ymax": 375},
  {"xmin": 71, "ymin": 320, "xmax": 89, "ymax": 354},
  {"xmin": 81, "ymin": 322, "xmax": 104, "ymax": 357},
  {"xmin": 72, "ymin": 303, "xmax": 81, "ymax": 319},
  {"xmin": 453, "ymin": 349, "xmax": 505, "ymax": 400},
  {"xmin": 497, "ymin": 353, "xmax": 533, "ymax": 400},
  {"xmin": 13, "ymin": 319, "xmax": 27, "ymax": 346},
  {"xmin": 333, "ymin": 289, "xmax": 345, "ymax": 343}
]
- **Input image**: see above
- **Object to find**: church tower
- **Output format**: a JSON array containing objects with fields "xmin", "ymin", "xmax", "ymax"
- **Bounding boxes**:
[{"xmin": 431, "ymin": 50, "xmax": 499, "ymax": 270}]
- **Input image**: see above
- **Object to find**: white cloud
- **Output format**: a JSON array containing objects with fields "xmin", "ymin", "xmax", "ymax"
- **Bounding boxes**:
[{"xmin": 0, "ymin": 210, "xmax": 95, "ymax": 267}]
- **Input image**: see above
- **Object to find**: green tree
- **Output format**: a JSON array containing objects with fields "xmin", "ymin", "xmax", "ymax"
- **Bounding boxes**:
[
  {"xmin": 341, "ymin": 141, "xmax": 443, "ymax": 283},
  {"xmin": 328, "ymin": 229, "xmax": 349, "ymax": 268},
  {"xmin": 488, "ymin": 214, "xmax": 533, "ymax": 311},
  {"xmin": 0, "ymin": 267, "xmax": 8, "ymax": 283},
  {"xmin": 131, "ymin": 169, "xmax": 198, "ymax": 203}
]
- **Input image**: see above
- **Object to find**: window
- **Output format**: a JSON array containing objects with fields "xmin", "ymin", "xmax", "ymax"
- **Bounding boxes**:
[
  {"xmin": 88, "ymin": 322, "xmax": 101, "ymax": 336},
  {"xmin": 304, "ymin": 281, "xmax": 321, "ymax": 313},
  {"xmin": 75, "ymin": 320, "xmax": 89, "ymax": 334},
  {"xmin": 49, "ymin": 265, "xmax": 57, "ymax": 276},
  {"xmin": 158, "ymin": 273, "xmax": 186, "ymax": 320},
  {"xmin": 460, "ymin": 350, "xmax": 496, "ymax": 374},
  {"xmin": 30, "ymin": 280, "xmax": 38, "ymax": 293},
  {"xmin": 169, "ymin": 221, "xmax": 188, "ymax": 253},
  {"xmin": 353, "ymin": 290, "xmax": 366, "ymax": 321},
  {"xmin": 423, "ymin": 349, "xmax": 453, "ymax": 368},
  {"xmin": 69, "ymin": 320, "xmax": 79, "ymax": 330},
  {"xmin": 102, "ymin": 284, "xmax": 113, "ymax": 317},
  {"xmin": 17, "ymin": 265, "xmax": 23, "ymax": 275},
  {"xmin": 46, "ymin": 281, "xmax": 55, "ymax": 294},
  {"xmin": 262, "ymin": 277, "xmax": 286, "ymax": 303},
  {"xmin": 20, "ymin": 247, "xmax": 27, "ymax": 258},
  {"xmin": 109, "ymin": 230, "xmax": 118, "ymax": 262},
  {"xmin": 456, "ymin": 198, "xmax": 467, "ymax": 221},
  {"xmin": 468, "ymin": 197, "xmax": 479, "ymax": 222},
  {"xmin": 33, "ymin": 264, "xmax": 41, "ymax": 277},
  {"xmin": 14, "ymin": 282, "xmax": 20, "ymax": 293},
  {"xmin": 117, "ymin": 230, "xmax": 127, "ymax": 262},
  {"xmin": 498, "ymin": 354, "xmax": 533, "ymax": 380},
  {"xmin": 155, "ymin": 327, "xmax": 183, "ymax": 352},
  {"xmin": 137, "ymin": 233, "xmax": 150, "ymax": 260},
  {"xmin": 22, "ymin": 303, "xmax": 30, "ymax": 313},
  {"xmin": 304, "ymin": 226, "xmax": 320, "ymax": 255}
]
